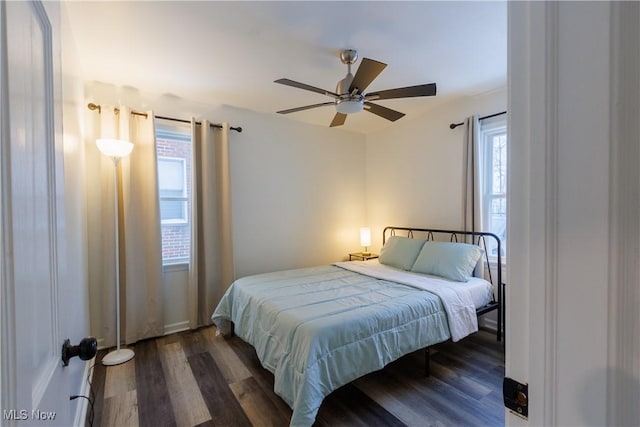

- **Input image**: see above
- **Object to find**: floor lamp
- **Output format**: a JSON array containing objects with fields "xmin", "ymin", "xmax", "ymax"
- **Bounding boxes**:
[{"xmin": 96, "ymin": 138, "xmax": 135, "ymax": 366}]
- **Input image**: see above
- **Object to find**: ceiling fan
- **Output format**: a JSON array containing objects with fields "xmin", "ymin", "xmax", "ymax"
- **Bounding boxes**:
[{"xmin": 274, "ymin": 49, "xmax": 436, "ymax": 127}]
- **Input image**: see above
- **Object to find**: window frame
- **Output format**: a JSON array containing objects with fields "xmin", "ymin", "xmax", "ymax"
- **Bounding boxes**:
[
  {"xmin": 480, "ymin": 117, "xmax": 507, "ymax": 262},
  {"xmin": 157, "ymin": 156, "xmax": 189, "ymax": 225},
  {"xmin": 155, "ymin": 120, "xmax": 193, "ymax": 266}
]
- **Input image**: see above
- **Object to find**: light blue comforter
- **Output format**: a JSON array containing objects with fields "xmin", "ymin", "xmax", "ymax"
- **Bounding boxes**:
[{"xmin": 211, "ymin": 264, "xmax": 450, "ymax": 426}]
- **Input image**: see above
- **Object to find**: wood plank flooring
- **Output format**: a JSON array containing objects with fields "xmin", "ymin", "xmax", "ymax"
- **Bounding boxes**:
[{"xmin": 88, "ymin": 327, "xmax": 504, "ymax": 427}]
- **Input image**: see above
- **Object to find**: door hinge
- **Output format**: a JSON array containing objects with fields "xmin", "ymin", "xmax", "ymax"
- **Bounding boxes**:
[{"xmin": 503, "ymin": 377, "xmax": 528, "ymax": 419}]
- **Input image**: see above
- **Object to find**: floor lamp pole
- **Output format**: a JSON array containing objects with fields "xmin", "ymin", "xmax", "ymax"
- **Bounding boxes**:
[{"xmin": 102, "ymin": 156, "xmax": 135, "ymax": 366}]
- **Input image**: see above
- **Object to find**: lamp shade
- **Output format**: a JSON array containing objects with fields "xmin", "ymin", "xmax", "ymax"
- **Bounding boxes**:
[
  {"xmin": 96, "ymin": 138, "xmax": 134, "ymax": 158},
  {"xmin": 360, "ymin": 227, "xmax": 371, "ymax": 247}
]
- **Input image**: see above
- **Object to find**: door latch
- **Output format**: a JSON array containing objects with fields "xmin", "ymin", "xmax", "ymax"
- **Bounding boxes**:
[{"xmin": 503, "ymin": 377, "xmax": 528, "ymax": 418}]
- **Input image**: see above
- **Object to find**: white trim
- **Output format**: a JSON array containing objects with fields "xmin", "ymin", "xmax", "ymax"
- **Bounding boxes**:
[
  {"xmin": 30, "ymin": 0, "xmax": 62, "ymax": 411},
  {"xmin": 163, "ymin": 320, "xmax": 190, "ymax": 336},
  {"xmin": 72, "ymin": 357, "xmax": 96, "ymax": 427},
  {"xmin": 608, "ymin": 3, "xmax": 640, "ymax": 425},
  {"xmin": 37, "ymin": 0, "xmax": 62, "ymax": 394},
  {"xmin": 0, "ymin": 0, "xmax": 17, "ymax": 416},
  {"xmin": 479, "ymin": 316, "xmax": 498, "ymax": 333},
  {"xmin": 163, "ymin": 258, "xmax": 190, "ymax": 267},
  {"xmin": 541, "ymin": 3, "xmax": 559, "ymax": 425},
  {"xmin": 480, "ymin": 124, "xmax": 507, "ymax": 259},
  {"xmin": 480, "ymin": 114, "xmax": 507, "ymax": 132},
  {"xmin": 0, "ymin": 0, "xmax": 3, "ymax": 415},
  {"xmin": 188, "ymin": 118, "xmax": 198, "ymax": 330},
  {"xmin": 507, "ymin": 1, "xmax": 560, "ymax": 424},
  {"xmin": 158, "ymin": 156, "xmax": 189, "ymax": 225},
  {"xmin": 162, "ymin": 262, "xmax": 189, "ymax": 272},
  {"xmin": 95, "ymin": 319, "xmax": 191, "ymax": 353},
  {"xmin": 31, "ymin": 357, "xmax": 58, "ymax": 408},
  {"xmin": 156, "ymin": 121, "xmax": 192, "ymax": 143}
]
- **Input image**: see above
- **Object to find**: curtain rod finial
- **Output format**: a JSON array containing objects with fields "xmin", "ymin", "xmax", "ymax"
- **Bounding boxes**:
[{"xmin": 88, "ymin": 103, "xmax": 101, "ymax": 113}]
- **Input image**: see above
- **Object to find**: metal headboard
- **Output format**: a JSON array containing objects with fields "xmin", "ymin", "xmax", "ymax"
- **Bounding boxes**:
[{"xmin": 383, "ymin": 226, "xmax": 504, "ymax": 341}]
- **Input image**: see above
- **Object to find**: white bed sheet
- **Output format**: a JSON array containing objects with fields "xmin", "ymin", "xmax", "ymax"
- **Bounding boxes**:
[
  {"xmin": 347, "ymin": 259, "xmax": 494, "ymax": 308},
  {"xmin": 335, "ymin": 259, "xmax": 494, "ymax": 341}
]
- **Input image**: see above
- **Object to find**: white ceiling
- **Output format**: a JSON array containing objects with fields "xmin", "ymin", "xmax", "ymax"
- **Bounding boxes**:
[{"xmin": 64, "ymin": 1, "xmax": 506, "ymax": 134}]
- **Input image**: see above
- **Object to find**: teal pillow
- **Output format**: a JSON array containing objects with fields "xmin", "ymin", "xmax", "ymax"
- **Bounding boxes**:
[
  {"xmin": 379, "ymin": 236, "xmax": 426, "ymax": 270},
  {"xmin": 410, "ymin": 241, "xmax": 483, "ymax": 282}
]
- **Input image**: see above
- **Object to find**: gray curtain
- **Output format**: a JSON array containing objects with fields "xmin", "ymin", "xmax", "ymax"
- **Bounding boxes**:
[
  {"xmin": 463, "ymin": 115, "xmax": 483, "ymax": 234},
  {"xmin": 189, "ymin": 120, "xmax": 235, "ymax": 328},
  {"xmin": 462, "ymin": 115, "xmax": 486, "ymax": 278}
]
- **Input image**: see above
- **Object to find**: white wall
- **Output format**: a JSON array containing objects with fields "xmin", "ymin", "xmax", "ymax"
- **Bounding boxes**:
[
  {"xmin": 58, "ymin": 3, "xmax": 92, "ymax": 425},
  {"xmin": 227, "ymin": 107, "xmax": 367, "ymax": 276},
  {"xmin": 365, "ymin": 89, "xmax": 507, "ymax": 251}
]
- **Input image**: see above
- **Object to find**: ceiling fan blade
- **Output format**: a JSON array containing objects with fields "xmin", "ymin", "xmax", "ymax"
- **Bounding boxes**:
[
  {"xmin": 274, "ymin": 78, "xmax": 338, "ymax": 98},
  {"xmin": 366, "ymin": 83, "xmax": 437, "ymax": 100},
  {"xmin": 364, "ymin": 102, "xmax": 406, "ymax": 122},
  {"xmin": 348, "ymin": 58, "xmax": 387, "ymax": 94},
  {"xmin": 277, "ymin": 102, "xmax": 335, "ymax": 115},
  {"xmin": 330, "ymin": 113, "xmax": 347, "ymax": 127}
]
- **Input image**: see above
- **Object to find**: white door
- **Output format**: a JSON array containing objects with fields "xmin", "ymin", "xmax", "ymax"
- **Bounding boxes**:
[{"xmin": 1, "ymin": 1, "xmax": 70, "ymax": 425}]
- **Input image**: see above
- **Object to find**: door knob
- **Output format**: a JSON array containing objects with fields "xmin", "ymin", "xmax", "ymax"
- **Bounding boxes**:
[{"xmin": 61, "ymin": 337, "xmax": 97, "ymax": 366}]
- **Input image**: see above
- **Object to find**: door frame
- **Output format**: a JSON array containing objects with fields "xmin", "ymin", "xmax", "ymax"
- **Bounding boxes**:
[
  {"xmin": 0, "ymin": 0, "xmax": 17, "ymax": 415},
  {"xmin": 507, "ymin": 2, "xmax": 640, "ymax": 425}
]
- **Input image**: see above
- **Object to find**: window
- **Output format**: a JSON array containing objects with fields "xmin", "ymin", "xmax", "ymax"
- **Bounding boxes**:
[
  {"xmin": 158, "ymin": 157, "xmax": 187, "ymax": 224},
  {"xmin": 156, "ymin": 123, "xmax": 192, "ymax": 265},
  {"xmin": 481, "ymin": 117, "xmax": 507, "ymax": 260}
]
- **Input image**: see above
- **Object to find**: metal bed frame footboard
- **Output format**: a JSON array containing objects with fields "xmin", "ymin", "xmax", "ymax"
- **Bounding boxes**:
[{"xmin": 383, "ymin": 226, "xmax": 504, "ymax": 342}]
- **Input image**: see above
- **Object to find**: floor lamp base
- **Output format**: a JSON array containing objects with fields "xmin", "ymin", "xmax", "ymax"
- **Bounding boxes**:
[{"xmin": 102, "ymin": 348, "xmax": 135, "ymax": 366}]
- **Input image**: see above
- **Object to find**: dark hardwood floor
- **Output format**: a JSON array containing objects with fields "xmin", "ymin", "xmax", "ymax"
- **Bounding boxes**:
[{"xmin": 88, "ymin": 327, "xmax": 504, "ymax": 427}]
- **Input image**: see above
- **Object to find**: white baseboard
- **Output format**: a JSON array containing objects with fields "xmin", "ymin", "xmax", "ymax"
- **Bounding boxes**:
[
  {"xmin": 163, "ymin": 320, "xmax": 190, "ymax": 336},
  {"xmin": 94, "ymin": 320, "xmax": 191, "ymax": 352},
  {"xmin": 96, "ymin": 337, "xmax": 106, "ymax": 351},
  {"xmin": 72, "ymin": 355, "xmax": 96, "ymax": 427},
  {"xmin": 479, "ymin": 317, "xmax": 498, "ymax": 332}
]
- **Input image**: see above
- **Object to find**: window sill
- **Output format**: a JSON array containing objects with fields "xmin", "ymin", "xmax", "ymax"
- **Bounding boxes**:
[
  {"xmin": 486, "ymin": 258, "xmax": 506, "ymax": 274},
  {"xmin": 161, "ymin": 221, "xmax": 189, "ymax": 226},
  {"xmin": 163, "ymin": 262, "xmax": 189, "ymax": 273}
]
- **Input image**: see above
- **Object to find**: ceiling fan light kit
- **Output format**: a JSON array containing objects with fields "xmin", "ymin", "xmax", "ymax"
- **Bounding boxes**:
[
  {"xmin": 275, "ymin": 49, "xmax": 437, "ymax": 127},
  {"xmin": 336, "ymin": 97, "xmax": 364, "ymax": 114}
]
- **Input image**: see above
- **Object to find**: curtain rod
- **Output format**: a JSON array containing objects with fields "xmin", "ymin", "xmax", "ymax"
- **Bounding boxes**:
[
  {"xmin": 449, "ymin": 111, "xmax": 507, "ymax": 130},
  {"xmin": 87, "ymin": 103, "xmax": 243, "ymax": 133}
]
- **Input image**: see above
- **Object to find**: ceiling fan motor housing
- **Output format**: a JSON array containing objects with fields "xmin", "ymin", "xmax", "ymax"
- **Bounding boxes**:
[{"xmin": 336, "ymin": 73, "xmax": 354, "ymax": 95}]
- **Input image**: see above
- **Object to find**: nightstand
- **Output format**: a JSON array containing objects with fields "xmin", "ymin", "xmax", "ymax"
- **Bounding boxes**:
[{"xmin": 349, "ymin": 252, "xmax": 379, "ymax": 261}]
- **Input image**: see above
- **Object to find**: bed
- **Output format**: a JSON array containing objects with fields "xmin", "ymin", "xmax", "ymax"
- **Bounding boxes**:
[{"xmin": 211, "ymin": 226, "xmax": 504, "ymax": 427}]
